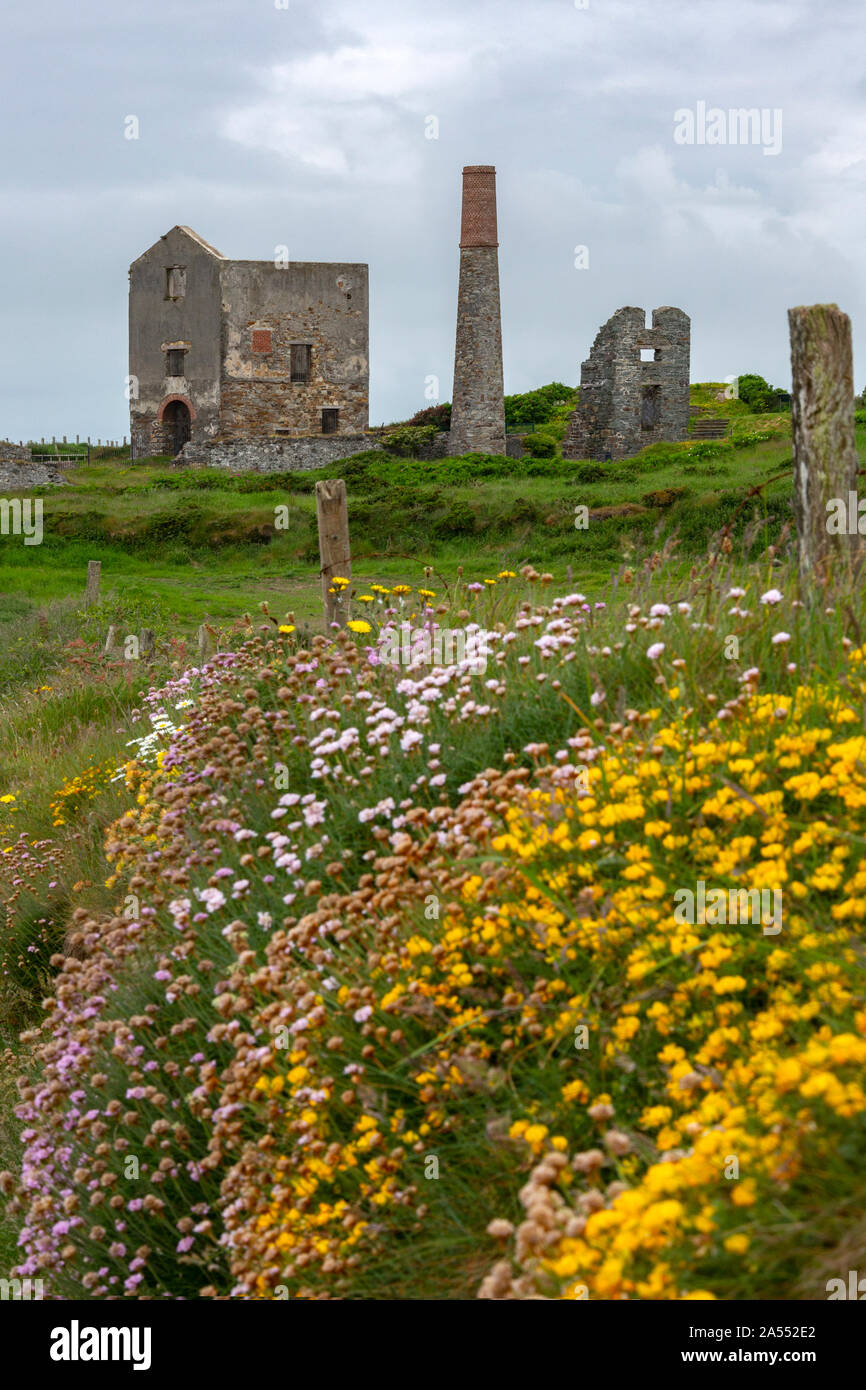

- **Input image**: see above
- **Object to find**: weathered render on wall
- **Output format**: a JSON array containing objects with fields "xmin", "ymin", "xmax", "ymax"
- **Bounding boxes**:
[
  {"xmin": 129, "ymin": 227, "xmax": 223, "ymax": 458},
  {"xmin": 129, "ymin": 227, "xmax": 369, "ymax": 458},
  {"xmin": 449, "ymin": 167, "xmax": 506, "ymax": 457},
  {"xmin": 563, "ymin": 306, "xmax": 690, "ymax": 461}
]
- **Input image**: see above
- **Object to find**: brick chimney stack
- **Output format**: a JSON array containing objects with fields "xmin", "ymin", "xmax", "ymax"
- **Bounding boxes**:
[{"xmin": 449, "ymin": 166, "xmax": 506, "ymax": 456}]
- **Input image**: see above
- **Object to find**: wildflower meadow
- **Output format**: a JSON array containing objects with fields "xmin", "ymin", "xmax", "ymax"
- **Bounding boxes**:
[{"xmin": 2, "ymin": 520, "xmax": 865, "ymax": 1309}]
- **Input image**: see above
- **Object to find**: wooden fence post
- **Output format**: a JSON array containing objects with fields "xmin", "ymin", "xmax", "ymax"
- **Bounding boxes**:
[
  {"xmin": 139, "ymin": 629, "xmax": 155, "ymax": 661},
  {"xmin": 315, "ymin": 479, "xmax": 351, "ymax": 629},
  {"xmin": 85, "ymin": 560, "xmax": 101, "ymax": 608},
  {"xmin": 197, "ymin": 624, "xmax": 214, "ymax": 662},
  {"xmin": 789, "ymin": 303, "xmax": 859, "ymax": 592}
]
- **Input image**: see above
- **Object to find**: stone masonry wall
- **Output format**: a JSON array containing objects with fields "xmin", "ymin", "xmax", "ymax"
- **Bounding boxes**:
[
  {"xmin": 0, "ymin": 459, "xmax": 67, "ymax": 489},
  {"xmin": 129, "ymin": 228, "xmax": 369, "ymax": 458},
  {"xmin": 449, "ymin": 167, "xmax": 506, "ymax": 457},
  {"xmin": 219, "ymin": 261, "xmax": 369, "ymax": 439},
  {"xmin": 563, "ymin": 306, "xmax": 690, "ymax": 461},
  {"xmin": 0, "ymin": 442, "xmax": 32, "ymax": 462},
  {"xmin": 179, "ymin": 434, "xmax": 383, "ymax": 473}
]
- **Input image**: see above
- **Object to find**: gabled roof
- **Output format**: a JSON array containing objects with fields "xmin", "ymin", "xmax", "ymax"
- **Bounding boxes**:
[
  {"xmin": 173, "ymin": 226, "xmax": 226, "ymax": 258},
  {"xmin": 129, "ymin": 226, "xmax": 226, "ymax": 269}
]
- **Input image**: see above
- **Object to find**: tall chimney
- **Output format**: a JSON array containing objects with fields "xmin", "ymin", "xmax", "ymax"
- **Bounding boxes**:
[{"xmin": 449, "ymin": 166, "xmax": 506, "ymax": 456}]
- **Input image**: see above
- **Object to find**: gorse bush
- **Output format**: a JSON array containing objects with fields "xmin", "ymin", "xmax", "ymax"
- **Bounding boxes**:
[
  {"xmin": 5, "ymin": 549, "xmax": 866, "ymax": 1300},
  {"xmin": 379, "ymin": 425, "xmax": 439, "ymax": 458}
]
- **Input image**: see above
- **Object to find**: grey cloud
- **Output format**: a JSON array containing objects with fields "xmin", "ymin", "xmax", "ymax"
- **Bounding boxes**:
[{"xmin": 1, "ymin": 0, "xmax": 865, "ymax": 441}]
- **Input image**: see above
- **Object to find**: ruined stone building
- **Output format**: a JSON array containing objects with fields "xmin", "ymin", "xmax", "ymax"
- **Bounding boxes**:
[
  {"xmin": 563, "ymin": 307, "xmax": 690, "ymax": 461},
  {"xmin": 449, "ymin": 167, "xmax": 506, "ymax": 456},
  {"xmin": 129, "ymin": 226, "xmax": 369, "ymax": 459}
]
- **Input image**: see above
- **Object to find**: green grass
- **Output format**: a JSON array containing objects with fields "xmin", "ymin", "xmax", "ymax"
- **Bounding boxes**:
[{"xmin": 0, "ymin": 404, "xmax": 826, "ymax": 636}]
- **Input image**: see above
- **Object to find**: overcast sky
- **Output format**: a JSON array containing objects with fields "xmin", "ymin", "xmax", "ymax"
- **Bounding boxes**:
[{"xmin": 1, "ymin": 0, "xmax": 864, "ymax": 441}]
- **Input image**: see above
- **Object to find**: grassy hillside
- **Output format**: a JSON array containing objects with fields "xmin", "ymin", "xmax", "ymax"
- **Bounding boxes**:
[{"xmin": 0, "ymin": 401, "xmax": 816, "ymax": 635}]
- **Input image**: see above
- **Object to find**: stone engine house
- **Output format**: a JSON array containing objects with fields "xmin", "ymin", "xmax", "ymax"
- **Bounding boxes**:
[
  {"xmin": 129, "ymin": 226, "xmax": 369, "ymax": 459},
  {"xmin": 563, "ymin": 306, "xmax": 690, "ymax": 461}
]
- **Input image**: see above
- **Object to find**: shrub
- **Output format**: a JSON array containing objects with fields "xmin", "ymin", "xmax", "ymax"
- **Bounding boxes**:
[
  {"xmin": 641, "ymin": 486, "xmax": 688, "ymax": 507},
  {"xmin": 380, "ymin": 425, "xmax": 439, "ymax": 458},
  {"xmin": 686, "ymin": 441, "xmax": 734, "ymax": 461},
  {"xmin": 732, "ymin": 429, "xmax": 774, "ymax": 449},
  {"xmin": 408, "ymin": 403, "xmax": 452, "ymax": 430},
  {"xmin": 432, "ymin": 500, "xmax": 476, "ymax": 538},
  {"xmin": 736, "ymin": 374, "xmax": 782, "ymax": 413},
  {"xmin": 575, "ymin": 464, "xmax": 604, "ymax": 483},
  {"xmin": 521, "ymin": 432, "xmax": 558, "ymax": 459},
  {"xmin": 504, "ymin": 382, "xmax": 575, "ymax": 429}
]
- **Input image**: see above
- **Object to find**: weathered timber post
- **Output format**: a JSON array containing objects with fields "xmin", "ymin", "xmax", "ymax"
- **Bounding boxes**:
[
  {"xmin": 139, "ymin": 629, "xmax": 155, "ymax": 661},
  {"xmin": 789, "ymin": 303, "xmax": 859, "ymax": 592},
  {"xmin": 85, "ymin": 560, "xmax": 101, "ymax": 608},
  {"xmin": 197, "ymin": 624, "xmax": 215, "ymax": 662},
  {"xmin": 315, "ymin": 479, "xmax": 351, "ymax": 629}
]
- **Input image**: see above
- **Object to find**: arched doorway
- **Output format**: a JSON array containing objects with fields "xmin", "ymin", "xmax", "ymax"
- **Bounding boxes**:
[{"xmin": 162, "ymin": 400, "xmax": 191, "ymax": 456}]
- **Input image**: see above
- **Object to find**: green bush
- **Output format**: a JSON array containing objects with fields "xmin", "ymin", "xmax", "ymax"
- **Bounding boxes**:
[
  {"xmin": 390, "ymin": 382, "xmax": 576, "ymax": 434},
  {"xmin": 521, "ymin": 432, "xmax": 558, "ymax": 459},
  {"xmin": 380, "ymin": 425, "xmax": 439, "ymax": 458},
  {"xmin": 686, "ymin": 440, "xmax": 734, "ymax": 461},
  {"xmin": 408, "ymin": 403, "xmax": 451, "ymax": 430},
  {"xmin": 732, "ymin": 429, "xmax": 774, "ymax": 449},
  {"xmin": 576, "ymin": 464, "xmax": 604, "ymax": 483},
  {"xmin": 504, "ymin": 382, "xmax": 575, "ymax": 429},
  {"xmin": 501, "ymin": 497, "xmax": 540, "ymax": 527},
  {"xmin": 736, "ymin": 374, "xmax": 783, "ymax": 412},
  {"xmin": 432, "ymin": 500, "xmax": 476, "ymax": 538}
]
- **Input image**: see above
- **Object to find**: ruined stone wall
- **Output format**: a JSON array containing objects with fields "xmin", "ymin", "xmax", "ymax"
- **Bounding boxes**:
[
  {"xmin": 218, "ymin": 261, "xmax": 369, "ymax": 438},
  {"xmin": 179, "ymin": 434, "xmax": 380, "ymax": 473},
  {"xmin": 0, "ymin": 442, "xmax": 32, "ymax": 462},
  {"xmin": 0, "ymin": 459, "xmax": 67, "ymax": 489},
  {"xmin": 563, "ymin": 306, "xmax": 690, "ymax": 461},
  {"xmin": 449, "ymin": 167, "xmax": 506, "ymax": 456}
]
